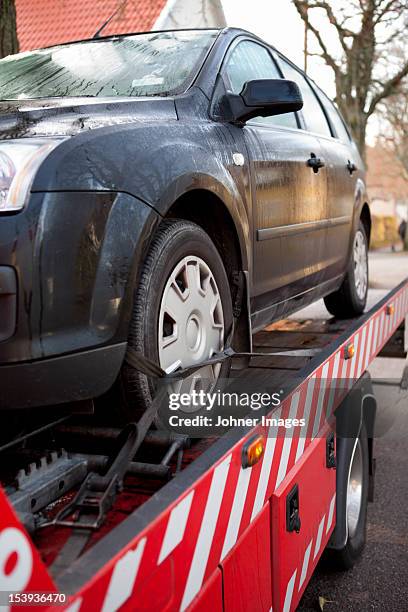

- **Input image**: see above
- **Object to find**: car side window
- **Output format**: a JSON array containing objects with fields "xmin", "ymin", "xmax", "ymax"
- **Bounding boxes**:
[
  {"xmin": 318, "ymin": 89, "xmax": 351, "ymax": 144},
  {"xmin": 278, "ymin": 57, "xmax": 332, "ymax": 137},
  {"xmin": 223, "ymin": 40, "xmax": 298, "ymax": 129}
]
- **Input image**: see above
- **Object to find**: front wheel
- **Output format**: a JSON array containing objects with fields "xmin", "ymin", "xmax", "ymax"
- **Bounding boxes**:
[
  {"xmin": 324, "ymin": 221, "xmax": 369, "ymax": 318},
  {"xmin": 118, "ymin": 219, "xmax": 233, "ymax": 422}
]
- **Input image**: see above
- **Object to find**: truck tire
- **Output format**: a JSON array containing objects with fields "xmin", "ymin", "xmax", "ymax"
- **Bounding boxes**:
[
  {"xmin": 118, "ymin": 219, "xmax": 233, "ymax": 421},
  {"xmin": 330, "ymin": 422, "xmax": 370, "ymax": 569},
  {"xmin": 324, "ymin": 221, "xmax": 368, "ymax": 318}
]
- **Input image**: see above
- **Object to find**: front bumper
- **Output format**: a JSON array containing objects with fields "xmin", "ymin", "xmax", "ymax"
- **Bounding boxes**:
[
  {"xmin": 0, "ymin": 190, "xmax": 159, "ymax": 409},
  {"xmin": 0, "ymin": 343, "xmax": 127, "ymax": 410},
  {"xmin": 0, "ymin": 266, "xmax": 17, "ymax": 342}
]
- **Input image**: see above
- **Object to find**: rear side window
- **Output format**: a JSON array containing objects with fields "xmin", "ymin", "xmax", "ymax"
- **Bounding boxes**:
[
  {"xmin": 223, "ymin": 40, "xmax": 298, "ymax": 129},
  {"xmin": 279, "ymin": 57, "xmax": 332, "ymax": 137},
  {"xmin": 318, "ymin": 90, "xmax": 350, "ymax": 143}
]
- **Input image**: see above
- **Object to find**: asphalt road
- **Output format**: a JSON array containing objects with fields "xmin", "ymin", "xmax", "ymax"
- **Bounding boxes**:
[
  {"xmin": 368, "ymin": 250, "xmax": 408, "ymax": 290},
  {"xmin": 297, "ymin": 250, "xmax": 408, "ymax": 611}
]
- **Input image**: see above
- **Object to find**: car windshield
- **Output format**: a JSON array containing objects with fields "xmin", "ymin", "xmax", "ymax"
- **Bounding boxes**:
[{"xmin": 0, "ymin": 30, "xmax": 218, "ymax": 101}]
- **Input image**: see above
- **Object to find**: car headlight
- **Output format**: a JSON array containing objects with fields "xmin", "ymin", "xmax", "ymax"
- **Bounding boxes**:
[{"xmin": 0, "ymin": 139, "xmax": 60, "ymax": 212}]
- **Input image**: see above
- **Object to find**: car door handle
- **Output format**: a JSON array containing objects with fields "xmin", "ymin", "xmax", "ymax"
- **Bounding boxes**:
[
  {"xmin": 347, "ymin": 160, "xmax": 357, "ymax": 174},
  {"xmin": 307, "ymin": 153, "xmax": 325, "ymax": 173}
]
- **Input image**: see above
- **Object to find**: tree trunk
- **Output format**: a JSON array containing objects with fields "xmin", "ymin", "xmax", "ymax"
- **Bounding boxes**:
[
  {"xmin": 0, "ymin": 0, "xmax": 19, "ymax": 59},
  {"xmin": 336, "ymin": 94, "xmax": 368, "ymax": 160}
]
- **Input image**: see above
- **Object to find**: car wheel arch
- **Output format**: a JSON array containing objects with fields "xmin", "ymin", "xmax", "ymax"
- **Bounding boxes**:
[
  {"xmin": 150, "ymin": 187, "xmax": 252, "ymax": 352},
  {"xmin": 165, "ymin": 188, "xmax": 246, "ymax": 280},
  {"xmin": 360, "ymin": 202, "xmax": 371, "ymax": 245}
]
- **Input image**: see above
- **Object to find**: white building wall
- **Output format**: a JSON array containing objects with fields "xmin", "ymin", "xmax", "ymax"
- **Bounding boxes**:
[{"xmin": 154, "ymin": 0, "xmax": 227, "ymax": 29}]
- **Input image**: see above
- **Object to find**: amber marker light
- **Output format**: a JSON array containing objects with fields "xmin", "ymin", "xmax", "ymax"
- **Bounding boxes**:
[
  {"xmin": 242, "ymin": 434, "xmax": 266, "ymax": 468},
  {"xmin": 344, "ymin": 343, "xmax": 355, "ymax": 360},
  {"xmin": 386, "ymin": 304, "xmax": 394, "ymax": 316}
]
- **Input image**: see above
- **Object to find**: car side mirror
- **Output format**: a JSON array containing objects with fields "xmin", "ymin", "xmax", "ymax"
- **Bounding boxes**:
[{"xmin": 221, "ymin": 79, "xmax": 303, "ymax": 124}]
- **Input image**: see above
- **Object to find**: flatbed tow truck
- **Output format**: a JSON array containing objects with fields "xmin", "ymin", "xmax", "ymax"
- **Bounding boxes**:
[{"xmin": 0, "ymin": 278, "xmax": 407, "ymax": 612}]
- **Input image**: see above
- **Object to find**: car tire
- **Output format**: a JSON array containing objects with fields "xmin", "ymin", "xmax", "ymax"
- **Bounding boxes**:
[
  {"xmin": 328, "ymin": 423, "xmax": 370, "ymax": 570},
  {"xmin": 118, "ymin": 219, "xmax": 234, "ymax": 422},
  {"xmin": 324, "ymin": 221, "xmax": 369, "ymax": 318}
]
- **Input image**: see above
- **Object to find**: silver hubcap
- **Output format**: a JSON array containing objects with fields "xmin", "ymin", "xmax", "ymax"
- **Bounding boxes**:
[
  {"xmin": 158, "ymin": 256, "xmax": 224, "ymax": 396},
  {"xmin": 346, "ymin": 438, "xmax": 363, "ymax": 538},
  {"xmin": 353, "ymin": 230, "xmax": 368, "ymax": 300}
]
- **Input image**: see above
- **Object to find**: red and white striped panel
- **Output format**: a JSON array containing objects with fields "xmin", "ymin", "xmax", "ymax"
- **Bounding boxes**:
[
  {"xmin": 271, "ymin": 422, "xmax": 336, "ymax": 612},
  {"xmin": 9, "ymin": 284, "xmax": 407, "ymax": 612},
  {"xmin": 0, "ymin": 489, "xmax": 57, "ymax": 612},
  {"xmin": 280, "ymin": 492, "xmax": 336, "ymax": 612}
]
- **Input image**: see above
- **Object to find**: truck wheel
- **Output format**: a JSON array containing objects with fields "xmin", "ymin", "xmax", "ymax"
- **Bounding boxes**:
[
  {"xmin": 324, "ymin": 221, "xmax": 368, "ymax": 318},
  {"xmin": 330, "ymin": 423, "xmax": 370, "ymax": 569},
  {"xmin": 119, "ymin": 219, "xmax": 233, "ymax": 421}
]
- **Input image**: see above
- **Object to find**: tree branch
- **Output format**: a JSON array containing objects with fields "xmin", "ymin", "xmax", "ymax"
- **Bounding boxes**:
[
  {"xmin": 292, "ymin": 1, "xmax": 341, "ymax": 73},
  {"xmin": 367, "ymin": 62, "xmax": 408, "ymax": 115},
  {"xmin": 307, "ymin": 1, "xmax": 356, "ymax": 39},
  {"xmin": 373, "ymin": 0, "xmax": 406, "ymax": 25}
]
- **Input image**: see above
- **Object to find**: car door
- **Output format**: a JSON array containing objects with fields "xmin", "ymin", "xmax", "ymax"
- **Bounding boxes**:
[
  {"xmin": 221, "ymin": 40, "xmax": 329, "ymax": 319},
  {"xmin": 277, "ymin": 56, "xmax": 338, "ymax": 287},
  {"xmin": 311, "ymin": 86, "xmax": 359, "ymax": 277}
]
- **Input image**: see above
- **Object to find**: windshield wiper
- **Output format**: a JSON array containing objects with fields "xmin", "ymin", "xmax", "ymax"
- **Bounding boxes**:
[{"xmin": 93, "ymin": 0, "xmax": 128, "ymax": 38}]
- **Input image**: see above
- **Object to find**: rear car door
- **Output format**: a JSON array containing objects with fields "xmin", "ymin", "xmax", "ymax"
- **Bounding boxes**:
[
  {"xmin": 222, "ymin": 40, "xmax": 329, "ymax": 322},
  {"xmin": 311, "ymin": 86, "xmax": 359, "ymax": 277},
  {"xmin": 277, "ymin": 56, "xmax": 338, "ymax": 286}
]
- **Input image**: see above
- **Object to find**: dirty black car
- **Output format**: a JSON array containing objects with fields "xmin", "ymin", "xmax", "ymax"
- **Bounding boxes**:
[{"xmin": 0, "ymin": 28, "xmax": 370, "ymax": 415}]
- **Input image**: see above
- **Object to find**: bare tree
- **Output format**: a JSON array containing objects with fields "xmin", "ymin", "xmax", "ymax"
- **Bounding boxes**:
[
  {"xmin": 380, "ymin": 91, "xmax": 408, "ymax": 180},
  {"xmin": 293, "ymin": 0, "xmax": 408, "ymax": 157},
  {"xmin": 379, "ymin": 86, "xmax": 408, "ymax": 248},
  {"xmin": 0, "ymin": 0, "xmax": 18, "ymax": 59}
]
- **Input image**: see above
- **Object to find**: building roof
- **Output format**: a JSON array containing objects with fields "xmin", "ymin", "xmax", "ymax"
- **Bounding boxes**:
[{"xmin": 15, "ymin": 0, "xmax": 168, "ymax": 51}]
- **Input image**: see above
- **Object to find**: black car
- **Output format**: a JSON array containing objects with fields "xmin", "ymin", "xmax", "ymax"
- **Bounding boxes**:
[{"xmin": 0, "ymin": 28, "xmax": 370, "ymax": 416}]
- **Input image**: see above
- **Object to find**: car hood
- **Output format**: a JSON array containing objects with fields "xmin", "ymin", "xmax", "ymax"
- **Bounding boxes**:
[{"xmin": 0, "ymin": 96, "xmax": 178, "ymax": 140}]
